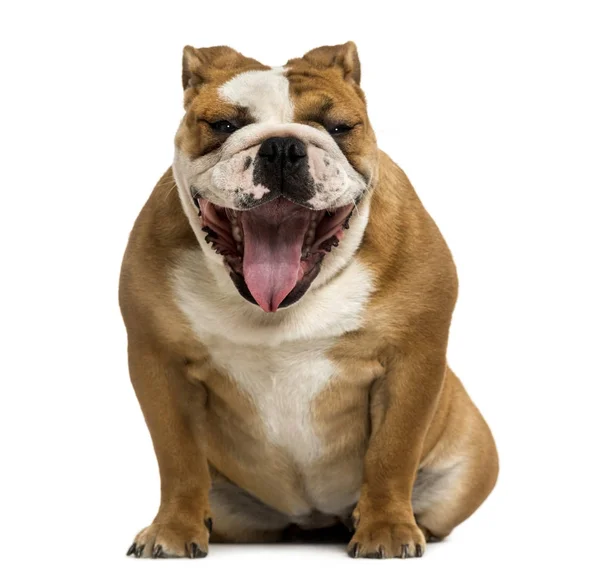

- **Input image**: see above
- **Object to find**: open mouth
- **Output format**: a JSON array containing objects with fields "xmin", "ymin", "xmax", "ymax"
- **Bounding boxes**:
[{"xmin": 194, "ymin": 195, "xmax": 354, "ymax": 312}]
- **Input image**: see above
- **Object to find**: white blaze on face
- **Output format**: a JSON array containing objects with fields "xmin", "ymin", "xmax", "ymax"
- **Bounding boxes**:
[{"xmin": 219, "ymin": 67, "xmax": 294, "ymax": 123}]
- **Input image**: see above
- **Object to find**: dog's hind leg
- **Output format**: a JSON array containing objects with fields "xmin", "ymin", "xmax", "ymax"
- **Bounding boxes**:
[{"xmin": 412, "ymin": 370, "xmax": 499, "ymax": 540}]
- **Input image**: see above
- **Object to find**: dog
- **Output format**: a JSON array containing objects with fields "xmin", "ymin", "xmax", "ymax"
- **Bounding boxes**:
[{"xmin": 119, "ymin": 42, "xmax": 498, "ymax": 559}]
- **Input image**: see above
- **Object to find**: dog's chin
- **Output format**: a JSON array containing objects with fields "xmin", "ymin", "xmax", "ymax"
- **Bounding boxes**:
[{"xmin": 193, "ymin": 194, "xmax": 355, "ymax": 312}]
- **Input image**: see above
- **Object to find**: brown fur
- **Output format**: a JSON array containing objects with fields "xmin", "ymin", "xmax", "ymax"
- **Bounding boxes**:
[{"xmin": 119, "ymin": 43, "xmax": 498, "ymax": 559}]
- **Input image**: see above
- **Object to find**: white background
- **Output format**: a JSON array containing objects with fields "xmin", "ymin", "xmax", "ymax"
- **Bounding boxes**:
[{"xmin": 1, "ymin": 1, "xmax": 598, "ymax": 576}]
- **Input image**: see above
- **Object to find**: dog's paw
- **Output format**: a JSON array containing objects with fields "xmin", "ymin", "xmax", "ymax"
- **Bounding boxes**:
[
  {"xmin": 348, "ymin": 519, "xmax": 426, "ymax": 559},
  {"xmin": 126, "ymin": 517, "xmax": 212, "ymax": 559}
]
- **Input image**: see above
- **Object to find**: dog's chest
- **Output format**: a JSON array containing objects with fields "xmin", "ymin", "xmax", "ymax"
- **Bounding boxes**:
[
  {"xmin": 172, "ymin": 250, "xmax": 374, "ymax": 511},
  {"xmin": 206, "ymin": 337, "xmax": 336, "ymax": 465}
]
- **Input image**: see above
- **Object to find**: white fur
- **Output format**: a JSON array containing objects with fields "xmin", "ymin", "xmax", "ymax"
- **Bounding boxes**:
[
  {"xmin": 171, "ymin": 249, "xmax": 374, "ymax": 470},
  {"xmin": 207, "ymin": 339, "xmax": 335, "ymax": 466},
  {"xmin": 219, "ymin": 67, "xmax": 294, "ymax": 124}
]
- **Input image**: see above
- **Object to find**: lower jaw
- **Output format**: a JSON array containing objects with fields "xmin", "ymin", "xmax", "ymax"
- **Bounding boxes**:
[{"xmin": 228, "ymin": 256, "xmax": 324, "ymax": 311}]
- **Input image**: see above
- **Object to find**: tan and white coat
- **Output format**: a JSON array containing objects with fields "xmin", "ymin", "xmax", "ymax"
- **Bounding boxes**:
[{"xmin": 119, "ymin": 42, "xmax": 498, "ymax": 560}]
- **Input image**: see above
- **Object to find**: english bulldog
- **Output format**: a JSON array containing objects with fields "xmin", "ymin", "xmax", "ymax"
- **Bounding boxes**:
[{"xmin": 119, "ymin": 42, "xmax": 498, "ymax": 559}]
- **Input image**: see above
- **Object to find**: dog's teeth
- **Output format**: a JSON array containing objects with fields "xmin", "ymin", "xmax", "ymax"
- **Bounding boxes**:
[
  {"xmin": 191, "ymin": 191, "xmax": 201, "ymax": 209},
  {"xmin": 232, "ymin": 225, "xmax": 242, "ymax": 243},
  {"xmin": 303, "ymin": 221, "xmax": 317, "ymax": 254}
]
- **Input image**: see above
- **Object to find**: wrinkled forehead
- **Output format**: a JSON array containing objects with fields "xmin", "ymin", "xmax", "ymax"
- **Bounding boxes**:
[
  {"xmin": 219, "ymin": 67, "xmax": 294, "ymax": 123},
  {"xmin": 190, "ymin": 64, "xmax": 364, "ymax": 125}
]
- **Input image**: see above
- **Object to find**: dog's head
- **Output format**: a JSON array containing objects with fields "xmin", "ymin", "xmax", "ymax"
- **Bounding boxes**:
[{"xmin": 173, "ymin": 43, "xmax": 378, "ymax": 312}]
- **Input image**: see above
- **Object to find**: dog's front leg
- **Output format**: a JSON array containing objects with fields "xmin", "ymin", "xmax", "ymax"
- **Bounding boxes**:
[
  {"xmin": 349, "ymin": 340, "xmax": 447, "ymax": 559},
  {"xmin": 126, "ymin": 343, "xmax": 212, "ymax": 559}
]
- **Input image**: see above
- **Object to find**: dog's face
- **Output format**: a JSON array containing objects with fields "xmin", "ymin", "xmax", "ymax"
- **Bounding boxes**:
[{"xmin": 173, "ymin": 43, "xmax": 378, "ymax": 312}]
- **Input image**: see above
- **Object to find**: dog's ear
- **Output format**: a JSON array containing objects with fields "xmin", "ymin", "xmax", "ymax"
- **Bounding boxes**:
[
  {"xmin": 181, "ymin": 45, "xmax": 243, "ymax": 89},
  {"xmin": 301, "ymin": 42, "xmax": 361, "ymax": 85}
]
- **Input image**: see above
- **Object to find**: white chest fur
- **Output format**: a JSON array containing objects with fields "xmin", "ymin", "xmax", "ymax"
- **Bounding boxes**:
[
  {"xmin": 203, "ymin": 336, "xmax": 336, "ymax": 464},
  {"xmin": 171, "ymin": 248, "xmax": 373, "ymax": 466}
]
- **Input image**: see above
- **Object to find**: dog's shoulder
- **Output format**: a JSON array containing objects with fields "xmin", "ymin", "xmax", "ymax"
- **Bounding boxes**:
[{"xmin": 119, "ymin": 168, "xmax": 198, "ymax": 348}]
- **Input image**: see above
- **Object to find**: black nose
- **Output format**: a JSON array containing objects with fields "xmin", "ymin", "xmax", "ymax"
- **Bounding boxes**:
[
  {"xmin": 258, "ymin": 137, "xmax": 307, "ymax": 167},
  {"xmin": 253, "ymin": 136, "xmax": 313, "ymax": 204}
]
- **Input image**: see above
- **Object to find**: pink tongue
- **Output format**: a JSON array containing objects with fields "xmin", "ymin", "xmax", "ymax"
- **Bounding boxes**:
[{"xmin": 240, "ymin": 199, "xmax": 311, "ymax": 312}]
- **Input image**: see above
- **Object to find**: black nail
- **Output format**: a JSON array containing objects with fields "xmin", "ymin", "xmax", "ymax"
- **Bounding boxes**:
[
  {"xmin": 400, "ymin": 544, "xmax": 409, "ymax": 559},
  {"xmin": 189, "ymin": 542, "xmax": 207, "ymax": 559},
  {"xmin": 348, "ymin": 543, "xmax": 359, "ymax": 558},
  {"xmin": 152, "ymin": 545, "xmax": 163, "ymax": 558},
  {"xmin": 204, "ymin": 518, "xmax": 213, "ymax": 533},
  {"xmin": 189, "ymin": 543, "xmax": 198, "ymax": 558},
  {"xmin": 135, "ymin": 544, "xmax": 145, "ymax": 558},
  {"xmin": 416, "ymin": 544, "xmax": 423, "ymax": 557},
  {"xmin": 126, "ymin": 543, "xmax": 136, "ymax": 556}
]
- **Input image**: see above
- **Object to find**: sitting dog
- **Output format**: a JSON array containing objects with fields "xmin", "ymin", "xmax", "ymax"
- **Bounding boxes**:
[{"xmin": 119, "ymin": 42, "xmax": 498, "ymax": 559}]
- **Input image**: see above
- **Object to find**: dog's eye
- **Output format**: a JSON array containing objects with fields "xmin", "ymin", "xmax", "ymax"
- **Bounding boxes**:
[
  {"xmin": 328, "ymin": 124, "xmax": 353, "ymax": 136},
  {"xmin": 209, "ymin": 120, "xmax": 239, "ymax": 134}
]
